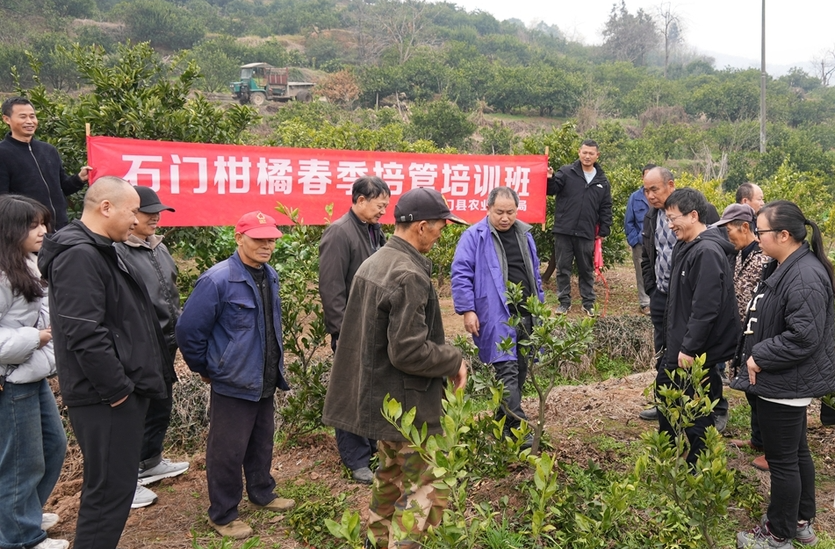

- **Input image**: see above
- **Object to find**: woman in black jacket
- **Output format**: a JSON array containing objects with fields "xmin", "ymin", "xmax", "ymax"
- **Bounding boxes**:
[{"xmin": 732, "ymin": 201, "xmax": 835, "ymax": 549}]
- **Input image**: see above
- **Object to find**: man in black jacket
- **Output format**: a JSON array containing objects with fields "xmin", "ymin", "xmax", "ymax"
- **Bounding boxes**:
[
  {"xmin": 0, "ymin": 97, "xmax": 91, "ymax": 229},
  {"xmin": 116, "ymin": 186, "xmax": 189, "ymax": 509},
  {"xmin": 318, "ymin": 176, "xmax": 390, "ymax": 485},
  {"xmin": 658, "ymin": 188, "xmax": 739, "ymax": 466},
  {"xmin": 39, "ymin": 176, "xmax": 167, "ymax": 549},
  {"xmin": 547, "ymin": 139, "xmax": 612, "ymax": 316},
  {"xmin": 637, "ymin": 167, "xmax": 724, "ymax": 423}
]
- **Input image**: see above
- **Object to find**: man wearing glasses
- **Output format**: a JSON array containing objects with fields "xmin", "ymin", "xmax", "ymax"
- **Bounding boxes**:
[
  {"xmin": 638, "ymin": 167, "xmax": 721, "ymax": 423},
  {"xmin": 657, "ymin": 188, "xmax": 740, "ymax": 466}
]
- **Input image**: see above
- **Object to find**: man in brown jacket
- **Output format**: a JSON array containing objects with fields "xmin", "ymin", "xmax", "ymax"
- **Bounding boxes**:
[
  {"xmin": 322, "ymin": 187, "xmax": 467, "ymax": 549},
  {"xmin": 319, "ymin": 176, "xmax": 390, "ymax": 484}
]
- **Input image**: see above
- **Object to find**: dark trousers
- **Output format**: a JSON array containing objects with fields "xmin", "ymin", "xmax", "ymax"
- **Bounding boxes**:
[
  {"xmin": 139, "ymin": 378, "xmax": 174, "ymax": 470},
  {"xmin": 649, "ymin": 289, "xmax": 667, "ymax": 354},
  {"xmin": 335, "ymin": 429, "xmax": 377, "ymax": 471},
  {"xmin": 69, "ymin": 394, "xmax": 149, "ymax": 549},
  {"xmin": 655, "ymin": 358, "xmax": 718, "ymax": 467},
  {"xmin": 493, "ymin": 315, "xmax": 532, "ymax": 432},
  {"xmin": 758, "ymin": 398, "xmax": 815, "ymax": 539},
  {"xmin": 822, "ymin": 400, "xmax": 835, "ymax": 426},
  {"xmin": 206, "ymin": 390, "xmax": 277, "ymax": 525},
  {"xmin": 747, "ymin": 392, "xmax": 763, "ymax": 447},
  {"xmin": 554, "ymin": 234, "xmax": 595, "ymax": 308}
]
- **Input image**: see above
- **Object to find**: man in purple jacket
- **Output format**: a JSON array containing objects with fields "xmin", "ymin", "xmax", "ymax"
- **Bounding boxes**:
[{"xmin": 451, "ymin": 187, "xmax": 544, "ymax": 446}]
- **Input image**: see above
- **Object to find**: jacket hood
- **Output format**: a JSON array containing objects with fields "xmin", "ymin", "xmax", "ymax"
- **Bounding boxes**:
[
  {"xmin": 38, "ymin": 220, "xmax": 114, "ymax": 282},
  {"xmin": 679, "ymin": 226, "xmax": 734, "ymax": 256}
]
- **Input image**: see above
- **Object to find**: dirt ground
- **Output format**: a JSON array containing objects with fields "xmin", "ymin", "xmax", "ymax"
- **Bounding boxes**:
[{"xmin": 43, "ymin": 263, "xmax": 835, "ymax": 548}]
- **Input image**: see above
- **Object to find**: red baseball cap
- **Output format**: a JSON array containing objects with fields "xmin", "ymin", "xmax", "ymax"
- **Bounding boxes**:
[{"xmin": 234, "ymin": 211, "xmax": 283, "ymax": 239}]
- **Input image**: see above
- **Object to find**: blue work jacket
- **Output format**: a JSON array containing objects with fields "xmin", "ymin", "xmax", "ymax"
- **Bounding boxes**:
[
  {"xmin": 176, "ymin": 251, "xmax": 288, "ymax": 401},
  {"xmin": 624, "ymin": 187, "xmax": 649, "ymax": 248}
]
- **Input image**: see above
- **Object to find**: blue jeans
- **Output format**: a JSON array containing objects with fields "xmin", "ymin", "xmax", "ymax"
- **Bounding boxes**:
[{"xmin": 0, "ymin": 379, "xmax": 68, "ymax": 549}]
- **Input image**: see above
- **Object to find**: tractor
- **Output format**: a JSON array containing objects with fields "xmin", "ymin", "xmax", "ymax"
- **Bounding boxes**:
[{"xmin": 230, "ymin": 63, "xmax": 315, "ymax": 105}]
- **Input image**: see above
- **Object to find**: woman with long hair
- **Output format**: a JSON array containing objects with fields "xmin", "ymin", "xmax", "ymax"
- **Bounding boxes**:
[
  {"xmin": 732, "ymin": 200, "xmax": 835, "ymax": 549},
  {"xmin": 0, "ymin": 195, "xmax": 68, "ymax": 549}
]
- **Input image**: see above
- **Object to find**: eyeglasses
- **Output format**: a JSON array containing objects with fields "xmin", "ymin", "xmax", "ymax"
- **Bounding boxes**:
[
  {"xmin": 665, "ymin": 211, "xmax": 692, "ymax": 224},
  {"xmin": 754, "ymin": 228, "xmax": 781, "ymax": 237}
]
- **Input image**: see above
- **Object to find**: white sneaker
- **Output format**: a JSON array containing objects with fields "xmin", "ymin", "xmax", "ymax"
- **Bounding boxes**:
[
  {"xmin": 138, "ymin": 457, "xmax": 189, "ymax": 486},
  {"xmin": 41, "ymin": 512, "xmax": 60, "ymax": 531},
  {"xmin": 32, "ymin": 539, "xmax": 69, "ymax": 549},
  {"xmin": 132, "ymin": 483, "xmax": 158, "ymax": 509}
]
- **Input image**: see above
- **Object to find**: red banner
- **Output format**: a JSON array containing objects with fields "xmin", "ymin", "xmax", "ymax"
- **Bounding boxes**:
[{"xmin": 86, "ymin": 136, "xmax": 548, "ymax": 226}]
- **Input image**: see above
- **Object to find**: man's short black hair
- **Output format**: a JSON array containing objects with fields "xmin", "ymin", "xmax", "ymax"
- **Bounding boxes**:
[
  {"xmin": 1, "ymin": 96, "xmax": 33, "ymax": 118},
  {"xmin": 581, "ymin": 139, "xmax": 599, "ymax": 150},
  {"xmin": 351, "ymin": 176, "xmax": 390, "ymax": 204},
  {"xmin": 642, "ymin": 163, "xmax": 657, "ymax": 175},
  {"xmin": 735, "ymin": 182, "xmax": 755, "ymax": 203},
  {"xmin": 664, "ymin": 187, "xmax": 710, "ymax": 223}
]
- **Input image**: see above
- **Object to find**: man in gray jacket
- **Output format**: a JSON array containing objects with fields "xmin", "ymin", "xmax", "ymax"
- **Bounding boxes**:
[
  {"xmin": 318, "ymin": 176, "xmax": 390, "ymax": 484},
  {"xmin": 322, "ymin": 187, "xmax": 467, "ymax": 549},
  {"xmin": 115, "ymin": 186, "xmax": 188, "ymax": 509}
]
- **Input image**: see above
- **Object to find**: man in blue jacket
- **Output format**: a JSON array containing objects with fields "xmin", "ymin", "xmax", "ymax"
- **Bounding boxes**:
[
  {"xmin": 451, "ymin": 187, "xmax": 544, "ymax": 445},
  {"xmin": 176, "ymin": 211, "xmax": 294, "ymax": 540},
  {"xmin": 624, "ymin": 165, "xmax": 653, "ymax": 315}
]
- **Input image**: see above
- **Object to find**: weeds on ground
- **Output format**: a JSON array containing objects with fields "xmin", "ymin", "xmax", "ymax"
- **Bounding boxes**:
[
  {"xmin": 191, "ymin": 536, "xmax": 261, "ymax": 549},
  {"xmin": 277, "ymin": 479, "xmax": 348, "ymax": 547}
]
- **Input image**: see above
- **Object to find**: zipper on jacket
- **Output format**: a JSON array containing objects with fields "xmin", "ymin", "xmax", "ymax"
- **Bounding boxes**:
[{"xmin": 28, "ymin": 142, "xmax": 57, "ymax": 221}]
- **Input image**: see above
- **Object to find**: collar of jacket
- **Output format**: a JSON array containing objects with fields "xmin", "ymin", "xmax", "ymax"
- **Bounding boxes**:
[
  {"xmin": 486, "ymin": 217, "xmax": 536, "ymax": 290},
  {"xmin": 124, "ymin": 233, "xmax": 164, "ymax": 250},
  {"xmin": 570, "ymin": 159, "xmax": 604, "ymax": 183},
  {"xmin": 226, "ymin": 250, "xmax": 276, "ymax": 285},
  {"xmin": 386, "ymin": 235, "xmax": 432, "ymax": 276},
  {"xmin": 3, "ymin": 132, "xmax": 37, "ymax": 147},
  {"xmin": 762, "ymin": 242, "xmax": 811, "ymax": 290},
  {"xmin": 347, "ymin": 207, "xmax": 376, "ymax": 228}
]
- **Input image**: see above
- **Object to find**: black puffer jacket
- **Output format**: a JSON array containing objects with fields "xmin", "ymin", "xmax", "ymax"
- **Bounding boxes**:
[
  {"xmin": 38, "ymin": 221, "xmax": 167, "ymax": 406},
  {"xmin": 664, "ymin": 226, "xmax": 739, "ymax": 368},
  {"xmin": 547, "ymin": 160, "xmax": 612, "ymax": 239},
  {"xmin": 731, "ymin": 243, "xmax": 835, "ymax": 398}
]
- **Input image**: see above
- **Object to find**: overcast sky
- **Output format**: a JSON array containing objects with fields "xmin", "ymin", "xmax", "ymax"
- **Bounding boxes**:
[{"xmin": 450, "ymin": 0, "xmax": 834, "ymax": 75}]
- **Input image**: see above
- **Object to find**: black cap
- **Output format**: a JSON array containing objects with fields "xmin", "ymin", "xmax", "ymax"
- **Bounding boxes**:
[
  {"xmin": 135, "ymin": 186, "xmax": 175, "ymax": 213},
  {"xmin": 393, "ymin": 188, "xmax": 466, "ymax": 224}
]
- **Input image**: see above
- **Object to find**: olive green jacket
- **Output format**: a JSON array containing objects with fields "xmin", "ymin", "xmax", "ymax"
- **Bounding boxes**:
[{"xmin": 322, "ymin": 235, "xmax": 462, "ymax": 441}]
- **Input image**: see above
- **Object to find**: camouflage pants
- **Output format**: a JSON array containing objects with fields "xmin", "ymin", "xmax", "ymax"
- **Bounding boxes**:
[{"xmin": 367, "ymin": 440, "xmax": 449, "ymax": 549}]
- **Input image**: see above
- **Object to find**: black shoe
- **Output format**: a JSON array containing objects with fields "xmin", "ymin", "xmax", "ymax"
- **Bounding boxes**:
[{"xmin": 639, "ymin": 407, "xmax": 658, "ymax": 420}]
